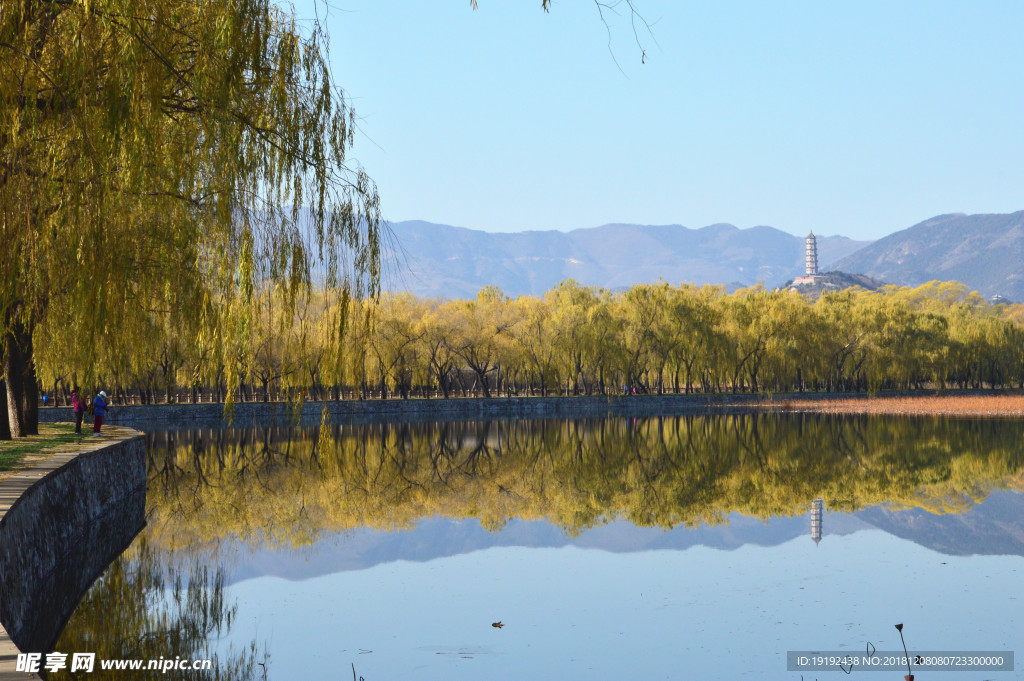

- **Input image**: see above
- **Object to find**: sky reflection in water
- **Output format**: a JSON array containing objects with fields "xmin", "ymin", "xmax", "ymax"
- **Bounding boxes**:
[
  {"xmin": 219, "ymin": 510, "xmax": 1023, "ymax": 681},
  {"xmin": 53, "ymin": 415, "xmax": 1024, "ymax": 679}
]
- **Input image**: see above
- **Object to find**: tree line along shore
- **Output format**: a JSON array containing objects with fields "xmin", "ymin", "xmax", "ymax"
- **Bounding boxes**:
[{"xmin": 30, "ymin": 279, "xmax": 1024, "ymax": 409}]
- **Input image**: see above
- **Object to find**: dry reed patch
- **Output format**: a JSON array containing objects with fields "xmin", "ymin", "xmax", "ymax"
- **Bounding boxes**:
[{"xmin": 759, "ymin": 395, "xmax": 1024, "ymax": 417}]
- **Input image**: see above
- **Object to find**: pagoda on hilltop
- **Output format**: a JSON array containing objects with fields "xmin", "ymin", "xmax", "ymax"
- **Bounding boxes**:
[{"xmin": 792, "ymin": 231, "xmax": 823, "ymax": 285}]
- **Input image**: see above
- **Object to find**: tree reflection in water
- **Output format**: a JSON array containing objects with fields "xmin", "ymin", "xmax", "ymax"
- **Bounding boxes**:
[
  {"xmin": 47, "ymin": 414, "xmax": 1024, "ymax": 678},
  {"xmin": 47, "ymin": 537, "xmax": 266, "ymax": 681},
  {"xmin": 143, "ymin": 414, "xmax": 1024, "ymax": 550}
]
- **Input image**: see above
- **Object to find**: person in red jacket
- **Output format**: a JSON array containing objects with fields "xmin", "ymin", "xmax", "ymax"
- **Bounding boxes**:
[{"xmin": 71, "ymin": 388, "xmax": 86, "ymax": 434}]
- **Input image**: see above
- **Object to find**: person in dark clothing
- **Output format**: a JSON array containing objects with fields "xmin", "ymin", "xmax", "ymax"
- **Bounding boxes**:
[
  {"xmin": 71, "ymin": 388, "xmax": 86, "ymax": 434},
  {"xmin": 93, "ymin": 391, "xmax": 109, "ymax": 436}
]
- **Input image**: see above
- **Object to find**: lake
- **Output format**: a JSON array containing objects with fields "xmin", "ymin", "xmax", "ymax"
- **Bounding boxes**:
[{"xmin": 48, "ymin": 414, "xmax": 1024, "ymax": 679}]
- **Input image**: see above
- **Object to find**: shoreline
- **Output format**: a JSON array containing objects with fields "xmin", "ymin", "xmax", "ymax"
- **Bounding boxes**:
[{"xmin": 36, "ymin": 391, "xmax": 1024, "ymax": 426}]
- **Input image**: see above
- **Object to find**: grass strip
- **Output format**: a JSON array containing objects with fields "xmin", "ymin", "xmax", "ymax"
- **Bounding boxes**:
[{"xmin": 0, "ymin": 423, "xmax": 80, "ymax": 471}]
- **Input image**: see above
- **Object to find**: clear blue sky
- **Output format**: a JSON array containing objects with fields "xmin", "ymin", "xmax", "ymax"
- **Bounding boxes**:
[{"xmin": 292, "ymin": 1, "xmax": 1024, "ymax": 240}]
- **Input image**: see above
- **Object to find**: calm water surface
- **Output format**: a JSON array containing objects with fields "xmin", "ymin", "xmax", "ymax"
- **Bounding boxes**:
[{"xmin": 50, "ymin": 415, "xmax": 1024, "ymax": 680}]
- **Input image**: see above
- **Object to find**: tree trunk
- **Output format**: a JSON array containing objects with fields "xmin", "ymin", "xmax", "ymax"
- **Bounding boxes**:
[
  {"xmin": 0, "ymin": 380, "xmax": 10, "ymax": 440},
  {"xmin": 5, "ymin": 319, "xmax": 39, "ymax": 436}
]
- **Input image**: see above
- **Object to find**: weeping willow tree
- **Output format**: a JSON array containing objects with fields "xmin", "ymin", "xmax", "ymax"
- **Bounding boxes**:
[{"xmin": 0, "ymin": 0, "xmax": 381, "ymax": 437}]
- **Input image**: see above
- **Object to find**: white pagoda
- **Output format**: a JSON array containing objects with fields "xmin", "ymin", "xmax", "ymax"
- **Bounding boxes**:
[{"xmin": 793, "ymin": 231, "xmax": 823, "ymax": 285}]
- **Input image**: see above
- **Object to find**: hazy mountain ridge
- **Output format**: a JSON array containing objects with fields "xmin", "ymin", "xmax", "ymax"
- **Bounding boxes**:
[
  {"xmin": 855, "ymin": 491, "xmax": 1024, "ymax": 557},
  {"xmin": 832, "ymin": 211, "xmax": 1024, "ymax": 300},
  {"xmin": 381, "ymin": 210, "xmax": 1024, "ymax": 300},
  {"xmin": 383, "ymin": 220, "xmax": 869, "ymax": 299}
]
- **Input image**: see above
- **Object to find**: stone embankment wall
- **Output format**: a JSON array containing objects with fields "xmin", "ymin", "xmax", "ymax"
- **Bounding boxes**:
[
  {"xmin": 0, "ymin": 436, "xmax": 146, "ymax": 653},
  {"xmin": 37, "ymin": 394, "xmax": 792, "ymax": 426}
]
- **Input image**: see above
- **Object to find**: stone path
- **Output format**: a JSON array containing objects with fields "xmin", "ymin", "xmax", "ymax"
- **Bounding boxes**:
[{"xmin": 0, "ymin": 427, "xmax": 137, "ymax": 680}]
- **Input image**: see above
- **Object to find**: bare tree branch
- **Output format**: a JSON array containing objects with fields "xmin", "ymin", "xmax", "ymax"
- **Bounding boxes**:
[{"xmin": 469, "ymin": 0, "xmax": 656, "ymax": 65}]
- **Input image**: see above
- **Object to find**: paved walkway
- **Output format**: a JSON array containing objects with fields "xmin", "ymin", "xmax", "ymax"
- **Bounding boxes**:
[{"xmin": 0, "ymin": 427, "xmax": 137, "ymax": 680}]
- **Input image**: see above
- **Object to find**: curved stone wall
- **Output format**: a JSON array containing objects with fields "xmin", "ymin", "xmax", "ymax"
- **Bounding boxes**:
[{"xmin": 0, "ymin": 435, "xmax": 146, "ymax": 654}]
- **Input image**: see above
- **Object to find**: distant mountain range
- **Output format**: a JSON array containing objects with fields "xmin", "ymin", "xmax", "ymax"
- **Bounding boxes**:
[
  {"xmin": 381, "ymin": 211, "xmax": 1024, "ymax": 300},
  {"xmin": 832, "ymin": 211, "xmax": 1024, "ymax": 301},
  {"xmin": 382, "ymin": 221, "xmax": 868, "ymax": 299}
]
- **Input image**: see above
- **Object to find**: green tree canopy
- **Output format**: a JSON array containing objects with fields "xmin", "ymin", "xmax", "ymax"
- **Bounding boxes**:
[{"xmin": 0, "ymin": 0, "xmax": 382, "ymax": 436}]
